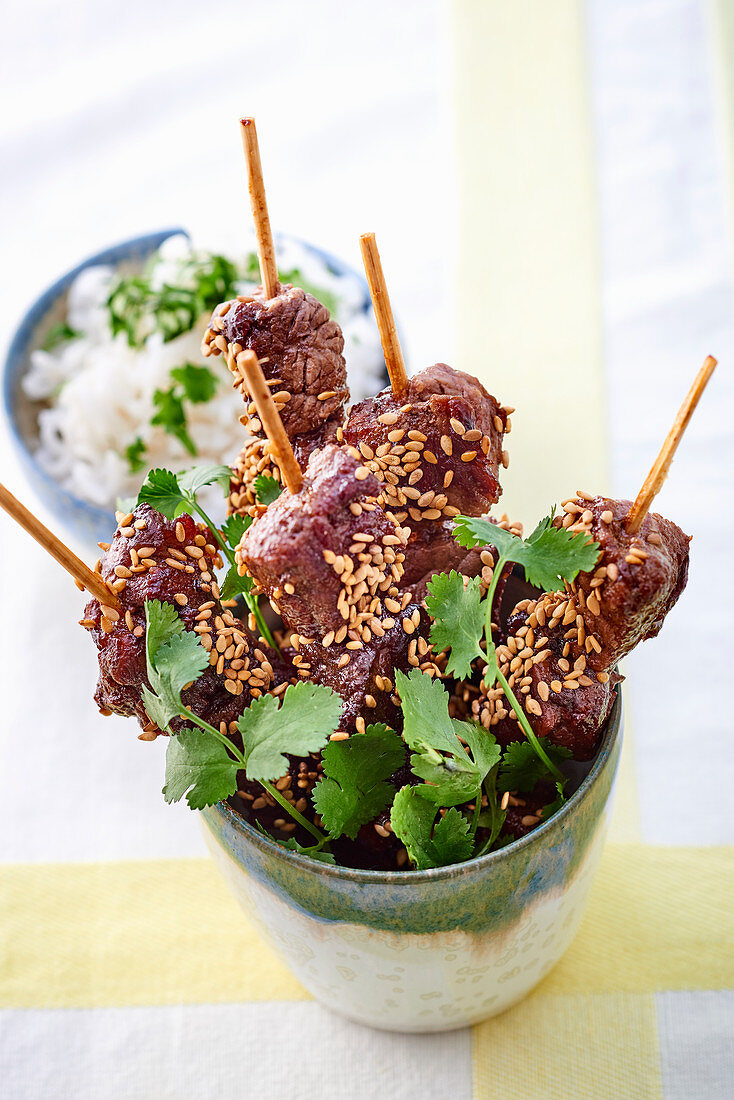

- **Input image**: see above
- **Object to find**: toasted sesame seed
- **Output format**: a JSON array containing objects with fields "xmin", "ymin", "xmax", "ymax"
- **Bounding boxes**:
[
  {"xmin": 460, "ymin": 450, "xmax": 477, "ymax": 462},
  {"xmin": 355, "ymin": 466, "xmax": 371, "ymax": 480},
  {"xmin": 378, "ymin": 412, "xmax": 399, "ymax": 425}
]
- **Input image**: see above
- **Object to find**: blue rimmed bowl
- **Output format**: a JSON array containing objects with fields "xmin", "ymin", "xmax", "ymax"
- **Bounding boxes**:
[
  {"xmin": 201, "ymin": 693, "xmax": 623, "ymax": 1032},
  {"xmin": 3, "ymin": 229, "xmax": 186, "ymax": 546},
  {"xmin": 3, "ymin": 229, "xmax": 378, "ymax": 548}
]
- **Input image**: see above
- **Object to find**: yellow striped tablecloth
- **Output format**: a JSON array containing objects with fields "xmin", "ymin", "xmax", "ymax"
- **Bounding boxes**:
[{"xmin": 1, "ymin": 2, "xmax": 733, "ymax": 1098}]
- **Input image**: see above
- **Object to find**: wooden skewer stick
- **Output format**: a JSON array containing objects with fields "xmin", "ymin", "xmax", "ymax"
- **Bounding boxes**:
[
  {"xmin": 0, "ymin": 482, "xmax": 121, "ymax": 612},
  {"xmin": 626, "ymin": 355, "xmax": 717, "ymax": 533},
  {"xmin": 240, "ymin": 118, "xmax": 280, "ymax": 299},
  {"xmin": 236, "ymin": 351, "xmax": 303, "ymax": 494},
  {"xmin": 359, "ymin": 232, "xmax": 408, "ymax": 398}
]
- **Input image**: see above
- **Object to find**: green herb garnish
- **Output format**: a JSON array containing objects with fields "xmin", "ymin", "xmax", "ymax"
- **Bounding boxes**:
[
  {"xmin": 41, "ymin": 321, "xmax": 81, "ymax": 351},
  {"xmin": 313, "ymin": 724, "xmax": 406, "ymax": 839},
  {"xmin": 390, "ymin": 788, "xmax": 473, "ymax": 871},
  {"xmin": 253, "ymin": 474, "xmax": 283, "ymax": 505},
  {"xmin": 151, "ymin": 387, "xmax": 196, "ymax": 456},
  {"xmin": 144, "ymin": 600, "xmax": 340, "ymax": 841},
  {"xmin": 426, "ymin": 512, "xmax": 599, "ymax": 803},
  {"xmin": 137, "ymin": 465, "xmax": 273, "ymax": 645},
  {"xmin": 124, "ymin": 436, "xmax": 147, "ymax": 473}
]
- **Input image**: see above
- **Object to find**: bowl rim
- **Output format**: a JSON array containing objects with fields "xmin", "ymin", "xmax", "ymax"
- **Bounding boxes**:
[
  {"xmin": 2, "ymin": 227, "xmax": 190, "ymax": 532},
  {"xmin": 205, "ymin": 688, "xmax": 623, "ymax": 885}
]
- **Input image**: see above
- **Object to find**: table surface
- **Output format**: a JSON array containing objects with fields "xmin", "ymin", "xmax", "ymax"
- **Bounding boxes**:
[{"xmin": 1, "ymin": 1, "xmax": 732, "ymax": 1098}]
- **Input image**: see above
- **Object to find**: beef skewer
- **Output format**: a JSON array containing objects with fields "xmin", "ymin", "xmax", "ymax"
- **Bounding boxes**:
[
  {"xmin": 340, "ymin": 236, "xmax": 512, "ymax": 592},
  {"xmin": 0, "ymin": 486, "xmax": 281, "ymax": 740},
  {"xmin": 0, "ymin": 481, "xmax": 120, "ymax": 615},
  {"xmin": 235, "ymin": 349, "xmax": 303, "ymax": 494},
  {"xmin": 344, "ymin": 234, "xmax": 509, "ymax": 527},
  {"xmin": 202, "ymin": 117, "xmax": 349, "ymax": 518},
  {"xmin": 626, "ymin": 355, "xmax": 717, "ymax": 533},
  {"xmin": 240, "ymin": 117, "xmax": 279, "ymax": 300},
  {"xmin": 472, "ymin": 356, "xmax": 717, "ymax": 761},
  {"xmin": 359, "ymin": 233, "xmax": 408, "ymax": 398},
  {"xmin": 230, "ymin": 352, "xmax": 439, "ymax": 730}
]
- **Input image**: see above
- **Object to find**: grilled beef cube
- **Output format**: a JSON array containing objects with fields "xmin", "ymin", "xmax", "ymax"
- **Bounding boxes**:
[
  {"xmin": 235, "ymin": 445, "xmax": 442, "ymax": 728},
  {"xmin": 235, "ymin": 444, "xmax": 409, "ymax": 640},
  {"xmin": 342, "ymin": 363, "xmax": 508, "ymax": 524},
  {"xmin": 84, "ymin": 504, "xmax": 280, "ymax": 736},
  {"xmin": 555, "ymin": 495, "xmax": 690, "ymax": 671},
  {"xmin": 202, "ymin": 284, "xmax": 349, "ymax": 438},
  {"xmin": 228, "ymin": 419, "xmax": 341, "ymax": 520}
]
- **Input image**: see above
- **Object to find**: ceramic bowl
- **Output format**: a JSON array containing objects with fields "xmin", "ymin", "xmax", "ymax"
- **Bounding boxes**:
[
  {"xmin": 3, "ymin": 229, "xmax": 377, "ymax": 548},
  {"xmin": 201, "ymin": 693, "xmax": 622, "ymax": 1033}
]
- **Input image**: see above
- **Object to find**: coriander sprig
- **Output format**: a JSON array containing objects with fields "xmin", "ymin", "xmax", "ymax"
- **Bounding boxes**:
[
  {"xmin": 143, "ymin": 600, "xmax": 340, "ymax": 841},
  {"xmin": 426, "ymin": 512, "xmax": 599, "ymax": 795},
  {"xmin": 137, "ymin": 465, "xmax": 274, "ymax": 646}
]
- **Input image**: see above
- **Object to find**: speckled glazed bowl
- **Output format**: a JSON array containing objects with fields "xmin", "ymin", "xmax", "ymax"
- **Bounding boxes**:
[{"xmin": 201, "ymin": 694, "xmax": 622, "ymax": 1032}]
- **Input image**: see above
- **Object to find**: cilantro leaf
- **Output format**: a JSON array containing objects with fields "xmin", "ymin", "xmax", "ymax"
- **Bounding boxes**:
[
  {"xmin": 151, "ymin": 387, "xmax": 196, "ymax": 456},
  {"xmin": 395, "ymin": 669, "xmax": 463, "ymax": 757},
  {"xmin": 221, "ymin": 513, "xmax": 251, "ymax": 550},
  {"xmin": 425, "ymin": 571, "xmax": 484, "ymax": 678},
  {"xmin": 142, "ymin": 600, "xmax": 209, "ymax": 729},
  {"xmin": 498, "ymin": 739, "xmax": 573, "ymax": 792},
  {"xmin": 124, "ymin": 436, "xmax": 147, "ymax": 473},
  {"xmin": 390, "ymin": 787, "xmax": 473, "ymax": 870},
  {"xmin": 170, "ymin": 363, "xmax": 219, "ymax": 404},
  {"xmin": 408, "ymin": 721, "xmax": 500, "ymax": 806},
  {"xmin": 137, "ymin": 465, "xmax": 231, "ymax": 520},
  {"xmin": 137, "ymin": 468, "xmax": 190, "ymax": 518},
  {"xmin": 42, "ymin": 321, "xmax": 80, "ymax": 351},
  {"xmin": 178, "ymin": 464, "xmax": 232, "ymax": 496},
  {"xmin": 390, "ymin": 786, "xmax": 438, "ymax": 869},
  {"xmin": 253, "ymin": 474, "xmax": 283, "ymax": 505},
  {"xmin": 278, "ymin": 838, "xmax": 337, "ymax": 864},
  {"xmin": 452, "ymin": 515, "xmax": 521, "ymax": 554},
  {"xmin": 219, "ymin": 564, "xmax": 254, "ymax": 602},
  {"xmin": 540, "ymin": 782, "xmax": 567, "ymax": 820},
  {"xmin": 238, "ymin": 681, "xmax": 342, "ymax": 783},
  {"xmin": 459, "ymin": 722, "xmax": 502, "ymax": 779},
  {"xmin": 155, "ymin": 285, "xmax": 200, "ymax": 343},
  {"xmin": 145, "ymin": 598, "xmax": 184, "ymax": 663},
  {"xmin": 153, "ymin": 630, "xmax": 210, "ymax": 699},
  {"xmin": 163, "ymin": 727, "xmax": 240, "ymax": 809},
  {"xmin": 312, "ymin": 724, "xmax": 406, "ymax": 839},
  {"xmin": 397, "ymin": 670, "xmax": 499, "ymax": 804},
  {"xmin": 431, "ymin": 808, "xmax": 474, "ymax": 866},
  {"xmin": 187, "ymin": 253, "xmax": 239, "ymax": 310},
  {"xmin": 409, "ymin": 749, "xmax": 481, "ymax": 806},
  {"xmin": 107, "ymin": 274, "xmax": 152, "ymax": 347},
  {"xmin": 519, "ymin": 516, "xmax": 600, "ymax": 590},
  {"xmin": 452, "ymin": 513, "xmax": 599, "ymax": 592}
]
